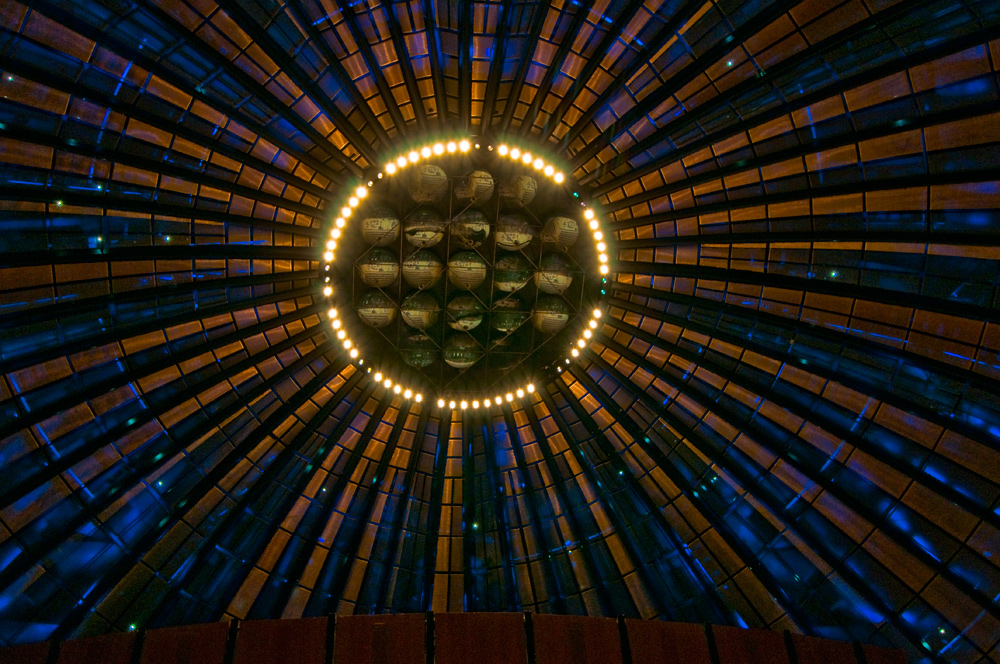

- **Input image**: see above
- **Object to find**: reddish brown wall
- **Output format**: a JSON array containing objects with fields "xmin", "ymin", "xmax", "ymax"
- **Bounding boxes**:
[{"xmin": 0, "ymin": 614, "xmax": 907, "ymax": 664}]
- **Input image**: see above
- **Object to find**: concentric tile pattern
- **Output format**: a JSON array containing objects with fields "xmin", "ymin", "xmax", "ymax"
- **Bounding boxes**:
[{"xmin": 1, "ymin": 1, "xmax": 999, "ymax": 662}]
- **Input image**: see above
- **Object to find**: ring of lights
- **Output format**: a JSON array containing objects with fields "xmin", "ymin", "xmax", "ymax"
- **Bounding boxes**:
[{"xmin": 319, "ymin": 137, "xmax": 611, "ymax": 408}]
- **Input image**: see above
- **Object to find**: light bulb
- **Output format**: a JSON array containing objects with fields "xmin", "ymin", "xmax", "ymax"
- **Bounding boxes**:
[
  {"xmin": 522, "ymin": 152, "xmax": 532, "ymax": 165},
  {"xmin": 599, "ymin": 254, "xmax": 608, "ymax": 263},
  {"xmin": 593, "ymin": 309, "xmax": 602, "ymax": 318},
  {"xmin": 335, "ymin": 218, "xmax": 345, "ymax": 228},
  {"xmin": 394, "ymin": 384, "xmax": 402, "ymax": 394},
  {"xmin": 593, "ymin": 231, "xmax": 603, "ymax": 241},
  {"xmin": 497, "ymin": 145, "xmax": 508, "ymax": 156},
  {"xmin": 472, "ymin": 400, "xmax": 479, "ymax": 409},
  {"xmin": 554, "ymin": 172, "xmax": 565, "ymax": 183},
  {"xmin": 332, "ymin": 319, "xmax": 341, "ymax": 329},
  {"xmin": 571, "ymin": 349, "xmax": 579, "ymax": 357},
  {"xmin": 356, "ymin": 185, "xmax": 368, "ymax": 198},
  {"xmin": 433, "ymin": 143, "xmax": 445, "ymax": 155},
  {"xmin": 458, "ymin": 139, "xmax": 470, "ymax": 152},
  {"xmin": 323, "ymin": 286, "xmax": 333, "ymax": 296},
  {"xmin": 421, "ymin": 146, "xmax": 431, "ymax": 158},
  {"xmin": 386, "ymin": 163, "xmax": 396, "ymax": 175},
  {"xmin": 408, "ymin": 151, "xmax": 419, "ymax": 163},
  {"xmin": 516, "ymin": 389, "xmax": 524, "ymax": 398},
  {"xmin": 337, "ymin": 330, "xmax": 347, "ymax": 340},
  {"xmin": 404, "ymin": 389, "xmax": 412, "ymax": 399},
  {"xmin": 584, "ymin": 329, "xmax": 592, "ymax": 338},
  {"xmin": 343, "ymin": 339, "xmax": 352, "ymax": 349},
  {"xmin": 527, "ymin": 384, "xmax": 535, "ymax": 392},
  {"xmin": 577, "ymin": 339, "xmax": 586, "ymax": 348},
  {"xmin": 460, "ymin": 400, "xmax": 468, "ymax": 409},
  {"xmin": 584, "ymin": 209, "xmax": 595, "ymax": 220},
  {"xmin": 415, "ymin": 394, "xmax": 422, "ymax": 402},
  {"xmin": 484, "ymin": 398, "xmax": 492, "ymax": 407},
  {"xmin": 349, "ymin": 348, "xmax": 358, "ymax": 358},
  {"xmin": 341, "ymin": 207, "xmax": 351, "ymax": 217},
  {"xmin": 324, "ymin": 251, "xmax": 333, "ymax": 261},
  {"xmin": 510, "ymin": 148, "xmax": 521, "ymax": 160},
  {"xmin": 597, "ymin": 242, "xmax": 606, "ymax": 252},
  {"xmin": 446, "ymin": 141, "xmax": 457, "ymax": 153},
  {"xmin": 396, "ymin": 156, "xmax": 407, "ymax": 167},
  {"xmin": 332, "ymin": 228, "xmax": 341, "ymax": 239},
  {"xmin": 438, "ymin": 399, "xmax": 446, "ymax": 408},
  {"xmin": 533, "ymin": 158, "xmax": 544, "ymax": 170},
  {"xmin": 348, "ymin": 196, "xmax": 358, "ymax": 207},
  {"xmin": 327, "ymin": 308, "xmax": 337, "ymax": 318},
  {"xmin": 384, "ymin": 379, "xmax": 392, "ymax": 388},
  {"xmin": 589, "ymin": 320, "xmax": 598, "ymax": 328},
  {"xmin": 544, "ymin": 165, "xmax": 554, "ymax": 176},
  {"xmin": 375, "ymin": 372, "xmax": 383, "ymax": 382},
  {"xmin": 506, "ymin": 393, "xmax": 513, "ymax": 402},
  {"xmin": 589, "ymin": 219, "xmax": 599, "ymax": 230},
  {"xmin": 449, "ymin": 400, "xmax": 457, "ymax": 409},
  {"xmin": 599, "ymin": 265, "xmax": 610, "ymax": 274}
]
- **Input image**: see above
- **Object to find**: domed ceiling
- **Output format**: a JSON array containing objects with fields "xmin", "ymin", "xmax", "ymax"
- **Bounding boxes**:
[{"xmin": 1, "ymin": 1, "xmax": 999, "ymax": 662}]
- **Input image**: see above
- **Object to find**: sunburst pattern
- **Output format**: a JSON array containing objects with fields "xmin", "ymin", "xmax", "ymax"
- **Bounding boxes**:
[{"xmin": 1, "ymin": 1, "xmax": 999, "ymax": 662}]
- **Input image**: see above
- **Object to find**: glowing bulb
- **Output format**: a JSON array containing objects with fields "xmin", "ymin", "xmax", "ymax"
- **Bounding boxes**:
[
  {"xmin": 460, "ymin": 400, "xmax": 468, "ymax": 409},
  {"xmin": 328, "ymin": 308, "xmax": 337, "ymax": 318},
  {"xmin": 589, "ymin": 320, "xmax": 598, "ymax": 328},
  {"xmin": 415, "ymin": 394, "xmax": 422, "ymax": 402},
  {"xmin": 349, "ymin": 196, "xmax": 359, "ymax": 207},
  {"xmin": 495, "ymin": 396, "xmax": 502, "ymax": 405},
  {"xmin": 343, "ymin": 339, "xmax": 352, "ymax": 349},
  {"xmin": 404, "ymin": 389, "xmax": 412, "ymax": 399},
  {"xmin": 433, "ymin": 143, "xmax": 445, "ymax": 155},
  {"xmin": 337, "ymin": 330, "xmax": 347, "ymax": 340},
  {"xmin": 397, "ymin": 156, "xmax": 407, "ymax": 167},
  {"xmin": 394, "ymin": 384, "xmax": 402, "ymax": 394},
  {"xmin": 458, "ymin": 139, "xmax": 470, "ymax": 152},
  {"xmin": 408, "ymin": 151, "xmax": 419, "ymax": 163},
  {"xmin": 584, "ymin": 330, "xmax": 593, "ymax": 339},
  {"xmin": 599, "ymin": 264, "xmax": 610, "ymax": 274},
  {"xmin": 521, "ymin": 152, "xmax": 532, "ymax": 165},
  {"xmin": 421, "ymin": 146, "xmax": 431, "ymax": 158},
  {"xmin": 584, "ymin": 209, "xmax": 595, "ymax": 220},
  {"xmin": 533, "ymin": 158, "xmax": 544, "ymax": 170},
  {"xmin": 498, "ymin": 145, "xmax": 508, "ymax": 156},
  {"xmin": 386, "ymin": 163, "xmax": 397, "ymax": 174},
  {"xmin": 510, "ymin": 148, "xmax": 521, "ymax": 160},
  {"xmin": 375, "ymin": 372, "xmax": 383, "ymax": 382},
  {"xmin": 589, "ymin": 219, "xmax": 599, "ymax": 230},
  {"xmin": 449, "ymin": 400, "xmax": 457, "ymax": 409},
  {"xmin": 571, "ymin": 349, "xmax": 579, "ymax": 357},
  {"xmin": 527, "ymin": 384, "xmax": 535, "ymax": 393},
  {"xmin": 599, "ymin": 254, "xmax": 608, "ymax": 263},
  {"xmin": 438, "ymin": 399, "xmax": 446, "ymax": 408},
  {"xmin": 593, "ymin": 309, "xmax": 602, "ymax": 318},
  {"xmin": 326, "ymin": 240, "xmax": 336, "ymax": 250},
  {"xmin": 472, "ymin": 400, "xmax": 479, "ymax": 409},
  {"xmin": 335, "ymin": 218, "xmax": 345, "ymax": 228},
  {"xmin": 577, "ymin": 339, "xmax": 586, "ymax": 348},
  {"xmin": 446, "ymin": 141, "xmax": 457, "ymax": 153},
  {"xmin": 332, "ymin": 229, "xmax": 341, "ymax": 239},
  {"xmin": 484, "ymin": 398, "xmax": 492, "ymax": 407},
  {"xmin": 554, "ymin": 172, "xmax": 565, "ymax": 183},
  {"xmin": 544, "ymin": 165, "xmax": 554, "ymax": 176},
  {"xmin": 323, "ymin": 286, "xmax": 333, "ymax": 296},
  {"xmin": 593, "ymin": 231, "xmax": 603, "ymax": 241},
  {"xmin": 350, "ymin": 348, "xmax": 358, "ymax": 358},
  {"xmin": 384, "ymin": 379, "xmax": 392, "ymax": 388},
  {"xmin": 506, "ymin": 393, "xmax": 513, "ymax": 402},
  {"xmin": 324, "ymin": 251, "xmax": 333, "ymax": 261},
  {"xmin": 597, "ymin": 242, "xmax": 606, "ymax": 252},
  {"xmin": 516, "ymin": 389, "xmax": 524, "ymax": 398},
  {"xmin": 341, "ymin": 207, "xmax": 351, "ymax": 217},
  {"xmin": 356, "ymin": 185, "xmax": 368, "ymax": 198},
  {"xmin": 332, "ymin": 319, "xmax": 342, "ymax": 329}
]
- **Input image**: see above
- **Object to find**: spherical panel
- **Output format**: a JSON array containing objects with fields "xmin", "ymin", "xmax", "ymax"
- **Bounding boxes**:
[
  {"xmin": 493, "ymin": 253, "xmax": 532, "ymax": 292},
  {"xmin": 446, "ymin": 295, "xmax": 486, "ymax": 331},
  {"xmin": 408, "ymin": 163, "xmax": 448, "ymax": 203},
  {"xmin": 358, "ymin": 290, "xmax": 397, "ymax": 328},
  {"xmin": 495, "ymin": 213, "xmax": 535, "ymax": 251},
  {"xmin": 450, "ymin": 209, "xmax": 491, "ymax": 249},
  {"xmin": 532, "ymin": 295, "xmax": 570, "ymax": 333},
  {"xmin": 402, "ymin": 249, "xmax": 445, "ymax": 288},
  {"xmin": 447, "ymin": 251, "xmax": 488, "ymax": 290},
  {"xmin": 443, "ymin": 334, "xmax": 483, "ymax": 369},
  {"xmin": 541, "ymin": 215, "xmax": 579, "ymax": 250},
  {"xmin": 454, "ymin": 170, "xmax": 494, "ymax": 205},
  {"xmin": 498, "ymin": 175, "xmax": 537, "ymax": 208},
  {"xmin": 358, "ymin": 248, "xmax": 399, "ymax": 287},
  {"xmin": 361, "ymin": 206, "xmax": 401, "ymax": 246},
  {"xmin": 400, "ymin": 332, "xmax": 438, "ymax": 368},
  {"xmin": 535, "ymin": 253, "xmax": 574, "ymax": 294},
  {"xmin": 403, "ymin": 208, "xmax": 446, "ymax": 248},
  {"xmin": 400, "ymin": 291, "xmax": 441, "ymax": 330},
  {"xmin": 492, "ymin": 295, "xmax": 528, "ymax": 333}
]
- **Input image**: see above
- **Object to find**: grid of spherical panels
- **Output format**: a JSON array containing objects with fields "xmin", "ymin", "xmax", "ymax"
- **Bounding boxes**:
[{"xmin": 319, "ymin": 137, "xmax": 611, "ymax": 408}]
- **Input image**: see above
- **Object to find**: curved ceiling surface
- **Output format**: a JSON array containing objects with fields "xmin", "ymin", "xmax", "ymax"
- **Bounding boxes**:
[{"xmin": 1, "ymin": 0, "xmax": 999, "ymax": 662}]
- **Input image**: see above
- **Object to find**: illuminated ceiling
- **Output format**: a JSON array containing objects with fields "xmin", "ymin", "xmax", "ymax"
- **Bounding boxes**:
[{"xmin": 0, "ymin": 1, "xmax": 999, "ymax": 663}]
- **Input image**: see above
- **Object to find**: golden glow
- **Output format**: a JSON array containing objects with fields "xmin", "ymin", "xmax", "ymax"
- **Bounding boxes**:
[
  {"xmin": 396, "ymin": 156, "xmax": 407, "ymax": 167},
  {"xmin": 584, "ymin": 209, "xmax": 595, "ymax": 220},
  {"xmin": 533, "ymin": 158, "xmax": 544, "ymax": 170},
  {"xmin": 375, "ymin": 372, "xmax": 383, "ymax": 382},
  {"xmin": 472, "ymin": 400, "xmax": 479, "ymax": 409},
  {"xmin": 577, "ymin": 339, "xmax": 586, "ymax": 348},
  {"xmin": 323, "ymin": 286, "xmax": 333, "ymax": 296},
  {"xmin": 415, "ymin": 394, "xmax": 423, "ymax": 403},
  {"xmin": 527, "ymin": 384, "xmax": 535, "ymax": 393},
  {"xmin": 505, "ymin": 393, "xmax": 513, "ymax": 402},
  {"xmin": 449, "ymin": 400, "xmax": 457, "ymax": 409},
  {"xmin": 458, "ymin": 139, "xmax": 471, "ymax": 152},
  {"xmin": 589, "ymin": 319, "xmax": 598, "ymax": 328},
  {"xmin": 521, "ymin": 152, "xmax": 532, "ymax": 165},
  {"xmin": 460, "ymin": 400, "xmax": 468, "ymax": 409},
  {"xmin": 599, "ymin": 264, "xmax": 610, "ymax": 274},
  {"xmin": 332, "ymin": 319, "xmax": 341, "ymax": 329},
  {"xmin": 584, "ymin": 329, "xmax": 592, "ymax": 338},
  {"xmin": 349, "ymin": 196, "xmax": 359, "ymax": 207},
  {"xmin": 433, "ymin": 143, "xmax": 445, "ymax": 155},
  {"xmin": 593, "ymin": 308, "xmax": 602, "ymax": 318},
  {"xmin": 404, "ymin": 389, "xmax": 412, "ymax": 399},
  {"xmin": 510, "ymin": 148, "xmax": 520, "ymax": 160},
  {"xmin": 327, "ymin": 308, "xmax": 337, "ymax": 318},
  {"xmin": 408, "ymin": 150, "xmax": 419, "ymax": 163},
  {"xmin": 335, "ymin": 218, "xmax": 345, "ymax": 228},
  {"xmin": 343, "ymin": 339, "xmax": 352, "ymax": 349},
  {"xmin": 554, "ymin": 172, "xmax": 565, "ymax": 183},
  {"xmin": 497, "ymin": 145, "xmax": 508, "ymax": 156},
  {"xmin": 589, "ymin": 219, "xmax": 599, "ymax": 230},
  {"xmin": 341, "ymin": 207, "xmax": 351, "ymax": 217},
  {"xmin": 386, "ymin": 163, "xmax": 396, "ymax": 175},
  {"xmin": 331, "ymin": 228, "xmax": 341, "ymax": 239},
  {"xmin": 394, "ymin": 384, "xmax": 402, "ymax": 394},
  {"xmin": 516, "ymin": 389, "xmax": 524, "ymax": 398},
  {"xmin": 597, "ymin": 242, "xmax": 606, "ymax": 251},
  {"xmin": 599, "ymin": 254, "xmax": 608, "ymax": 263},
  {"xmin": 421, "ymin": 146, "xmax": 432, "ymax": 158},
  {"xmin": 571, "ymin": 348, "xmax": 579, "ymax": 357},
  {"xmin": 484, "ymin": 398, "xmax": 492, "ymax": 407},
  {"xmin": 349, "ymin": 348, "xmax": 359, "ymax": 358},
  {"xmin": 438, "ymin": 399, "xmax": 446, "ymax": 408},
  {"xmin": 446, "ymin": 141, "xmax": 457, "ymax": 153},
  {"xmin": 384, "ymin": 378, "xmax": 392, "ymax": 388},
  {"xmin": 356, "ymin": 185, "xmax": 368, "ymax": 198},
  {"xmin": 593, "ymin": 231, "xmax": 603, "ymax": 241},
  {"xmin": 326, "ymin": 240, "xmax": 336, "ymax": 250},
  {"xmin": 324, "ymin": 251, "xmax": 333, "ymax": 261},
  {"xmin": 543, "ymin": 165, "xmax": 554, "ymax": 176},
  {"xmin": 337, "ymin": 330, "xmax": 347, "ymax": 340}
]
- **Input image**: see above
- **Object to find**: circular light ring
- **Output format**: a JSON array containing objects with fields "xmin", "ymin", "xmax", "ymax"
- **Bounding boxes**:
[{"xmin": 319, "ymin": 136, "xmax": 612, "ymax": 404}]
